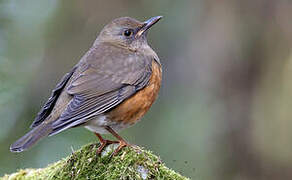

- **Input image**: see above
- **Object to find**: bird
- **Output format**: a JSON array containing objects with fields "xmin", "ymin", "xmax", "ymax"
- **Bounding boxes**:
[{"xmin": 10, "ymin": 16, "xmax": 162, "ymax": 156}]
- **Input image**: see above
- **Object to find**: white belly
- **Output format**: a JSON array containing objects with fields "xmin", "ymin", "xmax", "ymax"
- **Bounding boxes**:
[{"xmin": 84, "ymin": 115, "xmax": 132, "ymax": 134}]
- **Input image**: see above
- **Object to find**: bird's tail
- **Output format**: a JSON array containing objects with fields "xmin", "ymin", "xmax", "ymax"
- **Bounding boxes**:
[{"xmin": 10, "ymin": 122, "xmax": 53, "ymax": 152}]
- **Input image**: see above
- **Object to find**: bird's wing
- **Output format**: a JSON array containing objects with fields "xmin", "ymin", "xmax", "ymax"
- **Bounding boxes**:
[
  {"xmin": 50, "ymin": 44, "xmax": 153, "ymax": 135},
  {"xmin": 30, "ymin": 66, "xmax": 77, "ymax": 128}
]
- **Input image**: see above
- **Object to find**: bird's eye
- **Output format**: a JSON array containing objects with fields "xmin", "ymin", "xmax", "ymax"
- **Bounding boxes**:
[{"xmin": 123, "ymin": 29, "xmax": 133, "ymax": 37}]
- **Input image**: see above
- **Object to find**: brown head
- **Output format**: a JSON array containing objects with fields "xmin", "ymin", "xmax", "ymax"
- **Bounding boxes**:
[{"xmin": 95, "ymin": 16, "xmax": 162, "ymax": 52}]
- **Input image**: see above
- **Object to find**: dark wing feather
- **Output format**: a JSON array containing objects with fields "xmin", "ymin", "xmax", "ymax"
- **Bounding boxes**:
[
  {"xmin": 30, "ymin": 67, "xmax": 77, "ymax": 128},
  {"xmin": 50, "ymin": 44, "xmax": 153, "ymax": 135},
  {"xmin": 50, "ymin": 86, "xmax": 136, "ymax": 135}
]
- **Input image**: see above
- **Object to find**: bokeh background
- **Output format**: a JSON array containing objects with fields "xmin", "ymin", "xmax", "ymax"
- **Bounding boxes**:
[{"xmin": 1, "ymin": 0, "xmax": 292, "ymax": 179}]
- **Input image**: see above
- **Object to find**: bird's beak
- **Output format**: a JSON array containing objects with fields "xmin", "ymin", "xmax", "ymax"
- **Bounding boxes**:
[{"xmin": 136, "ymin": 16, "xmax": 163, "ymax": 38}]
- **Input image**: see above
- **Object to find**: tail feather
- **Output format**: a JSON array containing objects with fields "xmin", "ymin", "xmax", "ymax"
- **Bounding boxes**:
[{"xmin": 10, "ymin": 122, "xmax": 53, "ymax": 152}]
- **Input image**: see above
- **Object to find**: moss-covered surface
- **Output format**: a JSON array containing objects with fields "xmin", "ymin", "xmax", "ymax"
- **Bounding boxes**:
[{"xmin": 1, "ymin": 143, "xmax": 189, "ymax": 180}]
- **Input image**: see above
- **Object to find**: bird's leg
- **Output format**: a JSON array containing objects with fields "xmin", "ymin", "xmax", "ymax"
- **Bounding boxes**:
[
  {"xmin": 105, "ymin": 126, "xmax": 131, "ymax": 156},
  {"xmin": 94, "ymin": 133, "xmax": 119, "ymax": 154}
]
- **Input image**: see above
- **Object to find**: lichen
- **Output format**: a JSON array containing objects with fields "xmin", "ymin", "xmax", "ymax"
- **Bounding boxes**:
[
  {"xmin": 1, "ymin": 143, "xmax": 189, "ymax": 180},
  {"xmin": 137, "ymin": 165, "xmax": 148, "ymax": 179}
]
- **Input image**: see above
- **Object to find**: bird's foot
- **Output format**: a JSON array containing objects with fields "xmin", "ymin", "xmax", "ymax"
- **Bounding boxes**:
[
  {"xmin": 110, "ymin": 139, "xmax": 131, "ymax": 157},
  {"xmin": 95, "ymin": 132, "xmax": 119, "ymax": 154},
  {"xmin": 97, "ymin": 139, "xmax": 119, "ymax": 154}
]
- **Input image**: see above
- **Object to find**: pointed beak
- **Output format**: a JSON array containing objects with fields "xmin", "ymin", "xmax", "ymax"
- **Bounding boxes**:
[{"xmin": 136, "ymin": 16, "xmax": 163, "ymax": 37}]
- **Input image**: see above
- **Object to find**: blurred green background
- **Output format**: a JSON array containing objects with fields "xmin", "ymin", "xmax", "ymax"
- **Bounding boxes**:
[{"xmin": 1, "ymin": 0, "xmax": 292, "ymax": 179}]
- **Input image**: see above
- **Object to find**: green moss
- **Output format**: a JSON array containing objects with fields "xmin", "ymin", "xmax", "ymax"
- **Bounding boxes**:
[{"xmin": 1, "ymin": 143, "xmax": 189, "ymax": 180}]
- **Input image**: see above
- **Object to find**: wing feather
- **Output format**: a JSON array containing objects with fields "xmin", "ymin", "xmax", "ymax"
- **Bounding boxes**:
[
  {"xmin": 30, "ymin": 66, "xmax": 77, "ymax": 128},
  {"xmin": 50, "ymin": 86, "xmax": 135, "ymax": 135}
]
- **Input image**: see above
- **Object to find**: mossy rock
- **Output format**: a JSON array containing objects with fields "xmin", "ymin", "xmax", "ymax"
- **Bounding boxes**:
[{"xmin": 1, "ymin": 143, "xmax": 189, "ymax": 180}]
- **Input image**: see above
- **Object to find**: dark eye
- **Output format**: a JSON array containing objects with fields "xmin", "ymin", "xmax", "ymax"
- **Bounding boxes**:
[{"xmin": 123, "ymin": 29, "xmax": 133, "ymax": 37}]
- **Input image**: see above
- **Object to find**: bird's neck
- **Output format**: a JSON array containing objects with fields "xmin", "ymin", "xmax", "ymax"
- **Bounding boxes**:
[{"xmin": 94, "ymin": 40, "xmax": 137, "ymax": 53}]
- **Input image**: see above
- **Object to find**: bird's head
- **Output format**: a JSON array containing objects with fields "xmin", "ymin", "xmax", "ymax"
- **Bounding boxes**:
[{"xmin": 96, "ymin": 16, "xmax": 162, "ymax": 51}]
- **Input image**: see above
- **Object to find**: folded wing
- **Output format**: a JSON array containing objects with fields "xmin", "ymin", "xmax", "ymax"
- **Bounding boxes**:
[{"xmin": 50, "ymin": 44, "xmax": 153, "ymax": 135}]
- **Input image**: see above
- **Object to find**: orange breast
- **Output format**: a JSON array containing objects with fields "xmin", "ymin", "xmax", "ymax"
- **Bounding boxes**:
[{"xmin": 108, "ymin": 60, "xmax": 162, "ymax": 124}]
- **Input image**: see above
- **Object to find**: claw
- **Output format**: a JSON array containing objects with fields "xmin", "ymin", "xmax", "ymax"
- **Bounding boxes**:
[
  {"xmin": 110, "ymin": 140, "xmax": 130, "ymax": 157},
  {"xmin": 95, "ymin": 126, "xmax": 135, "ymax": 157},
  {"xmin": 97, "ymin": 139, "xmax": 119, "ymax": 154}
]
